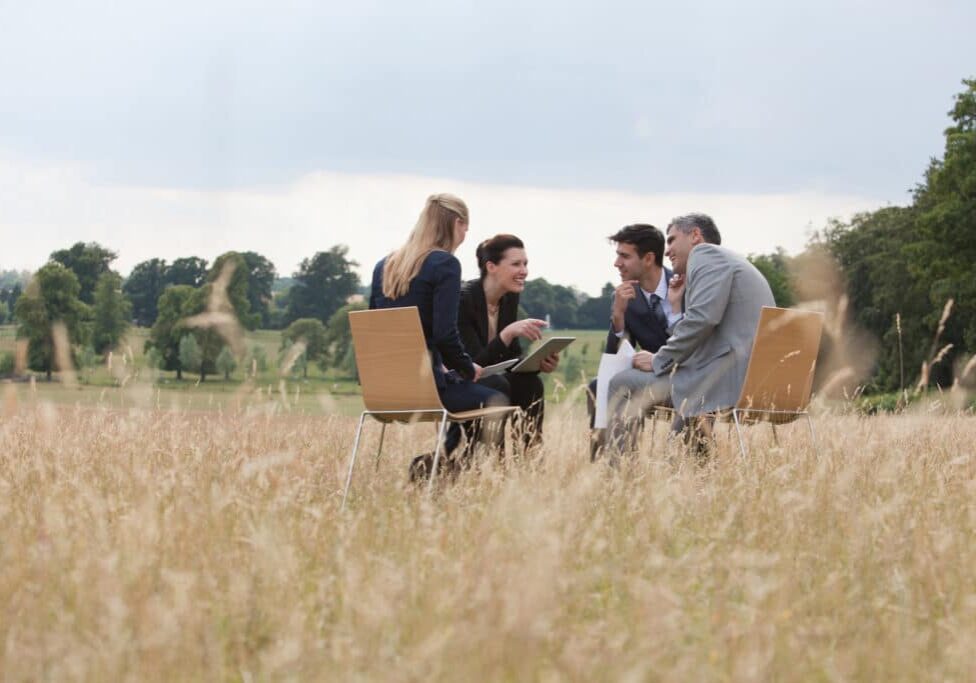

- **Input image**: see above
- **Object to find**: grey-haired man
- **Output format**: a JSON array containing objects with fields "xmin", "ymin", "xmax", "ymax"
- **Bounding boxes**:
[{"xmin": 604, "ymin": 213, "xmax": 775, "ymax": 456}]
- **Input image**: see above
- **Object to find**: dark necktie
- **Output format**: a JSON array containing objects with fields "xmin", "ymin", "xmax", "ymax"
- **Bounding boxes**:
[{"xmin": 648, "ymin": 293, "xmax": 668, "ymax": 329}]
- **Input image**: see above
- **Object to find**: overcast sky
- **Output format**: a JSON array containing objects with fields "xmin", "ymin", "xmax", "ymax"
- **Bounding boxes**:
[{"xmin": 2, "ymin": 1, "xmax": 974, "ymax": 293}]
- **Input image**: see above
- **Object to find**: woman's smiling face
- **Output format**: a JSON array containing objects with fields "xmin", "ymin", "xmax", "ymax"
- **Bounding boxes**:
[{"xmin": 487, "ymin": 247, "xmax": 529, "ymax": 293}]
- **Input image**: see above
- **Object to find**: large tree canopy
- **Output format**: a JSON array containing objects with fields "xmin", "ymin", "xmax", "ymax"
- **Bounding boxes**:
[
  {"xmin": 286, "ymin": 246, "xmax": 360, "ymax": 325},
  {"xmin": 241, "ymin": 251, "xmax": 277, "ymax": 328},
  {"xmin": 165, "ymin": 257, "xmax": 209, "ymax": 288},
  {"xmin": 124, "ymin": 258, "xmax": 168, "ymax": 327},
  {"xmin": 92, "ymin": 271, "xmax": 132, "ymax": 354},
  {"xmin": 50, "ymin": 242, "xmax": 118, "ymax": 305},
  {"xmin": 208, "ymin": 252, "xmax": 260, "ymax": 330},
  {"xmin": 818, "ymin": 78, "xmax": 976, "ymax": 392},
  {"xmin": 14, "ymin": 262, "xmax": 91, "ymax": 380},
  {"xmin": 146, "ymin": 285, "xmax": 195, "ymax": 380}
]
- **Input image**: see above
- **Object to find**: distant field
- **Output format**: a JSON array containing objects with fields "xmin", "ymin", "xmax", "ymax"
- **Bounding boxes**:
[{"xmin": 0, "ymin": 325, "xmax": 611, "ymax": 414}]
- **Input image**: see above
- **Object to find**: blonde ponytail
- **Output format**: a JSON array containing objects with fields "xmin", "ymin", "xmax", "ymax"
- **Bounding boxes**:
[{"xmin": 382, "ymin": 193, "xmax": 469, "ymax": 299}]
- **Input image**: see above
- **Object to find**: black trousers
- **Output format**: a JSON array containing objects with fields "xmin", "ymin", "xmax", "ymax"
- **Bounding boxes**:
[
  {"xmin": 440, "ymin": 378, "xmax": 509, "ymax": 456},
  {"xmin": 477, "ymin": 371, "xmax": 545, "ymax": 447}
]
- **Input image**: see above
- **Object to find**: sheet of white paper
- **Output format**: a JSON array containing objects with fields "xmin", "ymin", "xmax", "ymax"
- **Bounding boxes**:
[
  {"xmin": 479, "ymin": 358, "xmax": 518, "ymax": 377},
  {"xmin": 594, "ymin": 339, "xmax": 635, "ymax": 429}
]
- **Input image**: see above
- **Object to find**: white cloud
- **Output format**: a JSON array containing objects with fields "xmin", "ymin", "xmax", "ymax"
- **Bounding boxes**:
[{"xmin": 1, "ymin": 156, "xmax": 885, "ymax": 295}]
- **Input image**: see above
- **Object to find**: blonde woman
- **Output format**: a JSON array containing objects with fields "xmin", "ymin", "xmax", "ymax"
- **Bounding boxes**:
[{"xmin": 369, "ymin": 194, "xmax": 509, "ymax": 477}]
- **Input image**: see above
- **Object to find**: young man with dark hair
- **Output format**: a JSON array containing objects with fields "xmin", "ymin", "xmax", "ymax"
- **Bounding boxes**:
[
  {"xmin": 587, "ymin": 223, "xmax": 681, "ymax": 459},
  {"xmin": 605, "ymin": 213, "xmax": 775, "ymax": 458}
]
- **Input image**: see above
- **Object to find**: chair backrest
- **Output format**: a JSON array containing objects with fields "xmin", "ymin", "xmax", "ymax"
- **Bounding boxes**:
[
  {"xmin": 735, "ymin": 306, "xmax": 824, "ymax": 423},
  {"xmin": 349, "ymin": 307, "xmax": 444, "ymax": 413}
]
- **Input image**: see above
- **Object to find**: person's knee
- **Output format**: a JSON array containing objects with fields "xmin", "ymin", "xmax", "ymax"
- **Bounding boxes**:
[
  {"xmin": 525, "ymin": 373, "xmax": 544, "ymax": 401},
  {"xmin": 485, "ymin": 389, "xmax": 510, "ymax": 408}
]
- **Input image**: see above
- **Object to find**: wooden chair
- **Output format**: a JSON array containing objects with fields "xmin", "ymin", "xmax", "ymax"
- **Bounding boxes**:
[
  {"xmin": 729, "ymin": 306, "xmax": 824, "ymax": 456},
  {"xmin": 341, "ymin": 306, "xmax": 516, "ymax": 509}
]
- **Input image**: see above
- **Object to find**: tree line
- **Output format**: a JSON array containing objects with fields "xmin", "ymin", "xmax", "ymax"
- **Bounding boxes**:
[
  {"xmin": 724, "ymin": 78, "xmax": 976, "ymax": 395},
  {"xmin": 1, "ymin": 244, "xmax": 365, "ymax": 381},
  {"xmin": 3, "ymin": 78, "xmax": 972, "ymax": 391}
]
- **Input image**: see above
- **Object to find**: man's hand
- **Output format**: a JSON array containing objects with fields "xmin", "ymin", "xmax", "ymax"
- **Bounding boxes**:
[
  {"xmin": 472, "ymin": 363, "xmax": 483, "ymax": 382},
  {"xmin": 667, "ymin": 273, "xmax": 685, "ymax": 313},
  {"xmin": 500, "ymin": 318, "xmax": 547, "ymax": 346},
  {"xmin": 611, "ymin": 280, "xmax": 638, "ymax": 332},
  {"xmin": 632, "ymin": 350, "xmax": 654, "ymax": 372},
  {"xmin": 539, "ymin": 353, "xmax": 560, "ymax": 374}
]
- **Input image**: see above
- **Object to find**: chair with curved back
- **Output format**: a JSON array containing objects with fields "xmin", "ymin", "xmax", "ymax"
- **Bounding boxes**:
[
  {"xmin": 730, "ymin": 306, "xmax": 824, "ymax": 456},
  {"xmin": 341, "ymin": 306, "xmax": 516, "ymax": 508}
]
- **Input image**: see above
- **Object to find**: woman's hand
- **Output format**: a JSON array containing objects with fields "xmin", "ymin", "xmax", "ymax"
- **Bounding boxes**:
[
  {"xmin": 472, "ymin": 363, "xmax": 483, "ymax": 382},
  {"xmin": 499, "ymin": 318, "xmax": 547, "ymax": 346},
  {"xmin": 539, "ymin": 353, "xmax": 560, "ymax": 374}
]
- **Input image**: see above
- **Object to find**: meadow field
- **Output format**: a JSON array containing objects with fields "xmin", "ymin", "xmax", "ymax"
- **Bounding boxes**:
[
  {"xmin": 2, "ymin": 382, "xmax": 975, "ymax": 680},
  {"xmin": 0, "ymin": 325, "xmax": 609, "ymax": 415}
]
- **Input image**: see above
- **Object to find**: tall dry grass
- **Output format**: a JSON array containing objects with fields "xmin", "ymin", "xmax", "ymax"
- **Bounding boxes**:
[{"xmin": 2, "ymin": 401, "xmax": 976, "ymax": 680}]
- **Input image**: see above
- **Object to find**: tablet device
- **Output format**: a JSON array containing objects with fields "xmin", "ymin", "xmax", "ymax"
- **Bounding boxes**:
[
  {"xmin": 479, "ymin": 358, "xmax": 519, "ymax": 377},
  {"xmin": 511, "ymin": 337, "xmax": 575, "ymax": 373}
]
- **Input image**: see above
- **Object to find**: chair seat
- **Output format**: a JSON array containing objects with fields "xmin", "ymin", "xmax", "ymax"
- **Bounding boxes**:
[
  {"xmin": 447, "ymin": 406, "xmax": 518, "ymax": 421},
  {"xmin": 366, "ymin": 405, "xmax": 517, "ymax": 424}
]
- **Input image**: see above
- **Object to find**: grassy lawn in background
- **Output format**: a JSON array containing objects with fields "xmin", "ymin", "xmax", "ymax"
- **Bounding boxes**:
[{"xmin": 0, "ymin": 325, "xmax": 613, "ymax": 413}]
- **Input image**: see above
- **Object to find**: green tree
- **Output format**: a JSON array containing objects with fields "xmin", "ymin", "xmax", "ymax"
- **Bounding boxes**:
[
  {"xmin": 165, "ymin": 257, "xmax": 208, "ymax": 288},
  {"xmin": 208, "ymin": 252, "xmax": 260, "ymax": 330},
  {"xmin": 179, "ymin": 334, "xmax": 203, "ymax": 376},
  {"xmin": 77, "ymin": 345, "xmax": 97, "ymax": 384},
  {"xmin": 50, "ymin": 242, "xmax": 117, "ymax": 304},
  {"xmin": 576, "ymin": 282, "xmax": 614, "ymax": 329},
  {"xmin": 147, "ymin": 285, "xmax": 195, "ymax": 380},
  {"xmin": 144, "ymin": 347, "xmax": 163, "ymax": 373},
  {"xmin": 0, "ymin": 301, "xmax": 8, "ymax": 324},
  {"xmin": 124, "ymin": 258, "xmax": 168, "ymax": 326},
  {"xmin": 520, "ymin": 278, "xmax": 580, "ymax": 328},
  {"xmin": 820, "ymin": 208, "xmax": 928, "ymax": 391},
  {"xmin": 912, "ymin": 77, "xmax": 976, "ymax": 367},
  {"xmin": 249, "ymin": 345, "xmax": 269, "ymax": 374},
  {"xmin": 181, "ymin": 285, "xmax": 227, "ymax": 382},
  {"xmin": 286, "ymin": 246, "xmax": 360, "ymax": 325},
  {"xmin": 14, "ymin": 262, "xmax": 91, "ymax": 380},
  {"xmin": 748, "ymin": 249, "xmax": 796, "ymax": 308},
  {"xmin": 324, "ymin": 302, "xmax": 367, "ymax": 372},
  {"xmin": 241, "ymin": 251, "xmax": 277, "ymax": 328},
  {"xmin": 215, "ymin": 346, "xmax": 238, "ymax": 380},
  {"xmin": 92, "ymin": 271, "xmax": 132, "ymax": 354},
  {"xmin": 282, "ymin": 318, "xmax": 329, "ymax": 378},
  {"xmin": 0, "ymin": 351, "xmax": 14, "ymax": 377},
  {"xmin": 0, "ymin": 283, "xmax": 23, "ymax": 322}
]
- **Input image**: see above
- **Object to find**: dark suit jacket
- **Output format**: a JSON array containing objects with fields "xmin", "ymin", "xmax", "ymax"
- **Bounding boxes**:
[
  {"xmin": 369, "ymin": 251, "xmax": 475, "ymax": 389},
  {"xmin": 457, "ymin": 278, "xmax": 522, "ymax": 366},
  {"xmin": 604, "ymin": 267, "xmax": 674, "ymax": 354}
]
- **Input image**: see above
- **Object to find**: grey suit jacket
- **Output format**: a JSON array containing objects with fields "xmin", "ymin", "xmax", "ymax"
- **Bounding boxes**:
[{"xmin": 651, "ymin": 243, "xmax": 775, "ymax": 416}]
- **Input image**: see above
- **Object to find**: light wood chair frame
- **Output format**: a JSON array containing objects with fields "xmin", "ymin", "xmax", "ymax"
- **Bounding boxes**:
[
  {"xmin": 728, "ymin": 306, "xmax": 824, "ymax": 457},
  {"xmin": 341, "ymin": 306, "xmax": 515, "ymax": 509}
]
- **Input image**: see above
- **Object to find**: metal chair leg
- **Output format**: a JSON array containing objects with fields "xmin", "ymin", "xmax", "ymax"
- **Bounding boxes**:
[
  {"xmin": 427, "ymin": 411, "xmax": 449, "ymax": 495},
  {"xmin": 374, "ymin": 423, "xmax": 387, "ymax": 471},
  {"xmin": 733, "ymin": 409, "xmax": 748, "ymax": 458},
  {"xmin": 341, "ymin": 412, "xmax": 368, "ymax": 511},
  {"xmin": 805, "ymin": 413, "xmax": 817, "ymax": 449}
]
